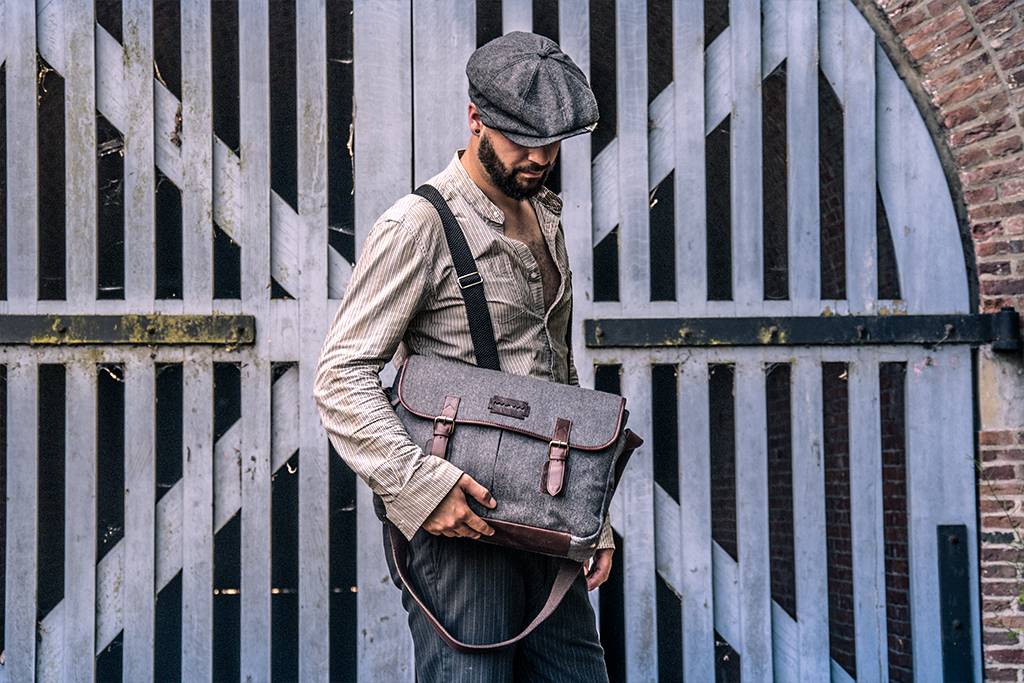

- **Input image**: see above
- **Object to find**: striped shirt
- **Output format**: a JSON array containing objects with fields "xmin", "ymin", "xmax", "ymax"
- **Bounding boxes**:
[{"xmin": 314, "ymin": 148, "xmax": 614, "ymax": 552}]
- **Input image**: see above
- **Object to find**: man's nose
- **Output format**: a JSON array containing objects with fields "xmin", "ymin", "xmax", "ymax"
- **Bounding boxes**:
[{"xmin": 527, "ymin": 143, "xmax": 558, "ymax": 168}]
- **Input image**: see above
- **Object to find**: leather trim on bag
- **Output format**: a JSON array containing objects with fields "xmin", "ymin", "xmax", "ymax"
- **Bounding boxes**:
[
  {"xmin": 474, "ymin": 517, "xmax": 572, "ymax": 557},
  {"xmin": 541, "ymin": 417, "xmax": 572, "ymax": 496},
  {"xmin": 395, "ymin": 356, "xmax": 626, "ymax": 451},
  {"xmin": 429, "ymin": 394, "xmax": 461, "ymax": 459}
]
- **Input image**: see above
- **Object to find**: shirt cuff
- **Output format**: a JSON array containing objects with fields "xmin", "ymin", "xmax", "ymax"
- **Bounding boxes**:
[
  {"xmin": 382, "ymin": 454, "xmax": 465, "ymax": 542},
  {"xmin": 596, "ymin": 512, "xmax": 615, "ymax": 551}
]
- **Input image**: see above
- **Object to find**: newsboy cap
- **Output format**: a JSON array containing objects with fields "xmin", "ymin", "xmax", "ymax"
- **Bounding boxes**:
[{"xmin": 466, "ymin": 31, "xmax": 599, "ymax": 147}]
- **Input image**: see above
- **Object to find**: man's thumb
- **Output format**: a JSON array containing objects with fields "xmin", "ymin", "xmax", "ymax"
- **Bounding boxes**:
[{"xmin": 461, "ymin": 474, "xmax": 496, "ymax": 508}]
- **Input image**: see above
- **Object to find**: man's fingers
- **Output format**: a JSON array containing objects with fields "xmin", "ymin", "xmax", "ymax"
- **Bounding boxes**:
[
  {"xmin": 460, "ymin": 474, "xmax": 497, "ymax": 509},
  {"xmin": 586, "ymin": 551, "xmax": 613, "ymax": 590},
  {"xmin": 463, "ymin": 511, "xmax": 495, "ymax": 536}
]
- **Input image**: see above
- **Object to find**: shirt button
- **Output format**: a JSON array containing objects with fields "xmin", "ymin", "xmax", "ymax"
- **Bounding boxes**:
[{"xmin": 529, "ymin": 270, "xmax": 539, "ymax": 281}]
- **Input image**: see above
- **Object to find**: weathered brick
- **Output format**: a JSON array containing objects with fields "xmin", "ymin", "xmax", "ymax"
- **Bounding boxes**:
[
  {"xmin": 1004, "ymin": 215, "xmax": 1024, "ymax": 234},
  {"xmin": 974, "ymin": 0, "xmax": 1016, "ymax": 23},
  {"xmin": 969, "ymin": 199, "xmax": 1024, "ymax": 220},
  {"xmin": 977, "ymin": 240, "xmax": 1024, "ymax": 257},
  {"xmin": 966, "ymin": 185, "xmax": 1000, "ymax": 203},
  {"xmin": 998, "ymin": 177, "xmax": 1024, "ymax": 199},
  {"xmin": 980, "ymin": 430, "xmax": 1021, "ymax": 445},
  {"xmin": 998, "ymin": 47, "xmax": 1024, "ymax": 71},
  {"xmin": 987, "ymin": 647, "xmax": 1024, "ymax": 665},
  {"xmin": 991, "ymin": 133, "xmax": 1024, "ymax": 157},
  {"xmin": 944, "ymin": 103, "xmax": 982, "ymax": 127},
  {"xmin": 949, "ymin": 113, "xmax": 1014, "ymax": 145},
  {"xmin": 983, "ymin": 563, "xmax": 1022, "ymax": 579},
  {"xmin": 982, "ymin": 277, "xmax": 1024, "ymax": 295},
  {"xmin": 962, "ymin": 158, "xmax": 1023, "ymax": 186}
]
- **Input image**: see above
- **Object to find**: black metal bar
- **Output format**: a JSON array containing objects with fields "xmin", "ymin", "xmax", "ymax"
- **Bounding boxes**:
[
  {"xmin": 937, "ymin": 524, "xmax": 974, "ymax": 682},
  {"xmin": 0, "ymin": 314, "xmax": 255, "ymax": 345},
  {"xmin": 584, "ymin": 307, "xmax": 1020, "ymax": 350}
]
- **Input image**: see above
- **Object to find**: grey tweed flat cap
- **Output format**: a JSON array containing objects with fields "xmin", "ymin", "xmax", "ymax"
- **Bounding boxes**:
[{"xmin": 466, "ymin": 31, "xmax": 599, "ymax": 147}]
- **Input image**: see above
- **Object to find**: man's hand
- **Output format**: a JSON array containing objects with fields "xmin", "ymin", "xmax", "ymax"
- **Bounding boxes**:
[
  {"xmin": 583, "ymin": 548, "xmax": 613, "ymax": 591},
  {"xmin": 422, "ymin": 473, "xmax": 497, "ymax": 539}
]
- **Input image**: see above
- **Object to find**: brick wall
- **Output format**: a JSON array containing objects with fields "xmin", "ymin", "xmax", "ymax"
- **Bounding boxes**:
[{"xmin": 864, "ymin": 0, "xmax": 1024, "ymax": 678}]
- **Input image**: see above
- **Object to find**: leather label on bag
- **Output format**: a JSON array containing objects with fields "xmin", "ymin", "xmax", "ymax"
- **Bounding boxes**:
[{"xmin": 488, "ymin": 395, "xmax": 530, "ymax": 420}]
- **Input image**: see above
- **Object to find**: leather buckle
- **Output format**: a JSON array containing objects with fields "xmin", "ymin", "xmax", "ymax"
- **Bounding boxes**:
[
  {"xmin": 457, "ymin": 271, "xmax": 482, "ymax": 289},
  {"xmin": 434, "ymin": 414, "xmax": 455, "ymax": 426},
  {"xmin": 548, "ymin": 439, "xmax": 569, "ymax": 450}
]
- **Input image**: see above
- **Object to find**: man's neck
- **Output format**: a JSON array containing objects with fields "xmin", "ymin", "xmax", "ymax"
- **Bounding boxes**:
[{"xmin": 459, "ymin": 147, "xmax": 529, "ymax": 218}]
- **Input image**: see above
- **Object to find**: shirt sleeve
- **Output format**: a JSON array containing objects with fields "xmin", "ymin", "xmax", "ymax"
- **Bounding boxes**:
[
  {"xmin": 313, "ymin": 214, "xmax": 464, "ymax": 542},
  {"xmin": 596, "ymin": 511, "xmax": 615, "ymax": 551}
]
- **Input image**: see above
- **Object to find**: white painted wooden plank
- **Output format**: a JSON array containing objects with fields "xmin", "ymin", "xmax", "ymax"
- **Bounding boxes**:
[
  {"xmin": 64, "ymin": 360, "xmax": 98, "ymax": 682},
  {"xmin": 180, "ymin": 0, "xmax": 213, "ymax": 309},
  {"xmin": 847, "ymin": 349, "xmax": 889, "ymax": 681},
  {"xmin": 2, "ymin": 0, "xmax": 35, "ymax": 311},
  {"xmin": 122, "ymin": 355, "xmax": 156, "ymax": 681},
  {"xmin": 619, "ymin": 357, "xmax": 657, "ymax": 680},
  {"xmin": 789, "ymin": 351, "xmax": 831, "ymax": 682},
  {"xmin": 616, "ymin": 0, "xmax": 650, "ymax": 308},
  {"xmin": 819, "ymin": 0, "xmax": 844, "ymax": 98},
  {"xmin": 181, "ymin": 357, "xmax": 214, "ymax": 682},
  {"xmin": 296, "ymin": 0, "xmax": 331, "ymax": 678},
  {"xmin": 761, "ymin": 0, "xmax": 787, "ymax": 71},
  {"xmin": 64, "ymin": 0, "xmax": 97, "ymax": 308},
  {"xmin": 786, "ymin": 0, "xmax": 820, "ymax": 313},
  {"xmin": 905, "ymin": 347, "xmax": 981, "ymax": 681},
  {"xmin": 734, "ymin": 358, "xmax": 773, "ymax": 680},
  {"xmin": 843, "ymin": 2, "xmax": 877, "ymax": 314},
  {"xmin": 554, "ymin": 0, "xmax": 604, "ymax": 616},
  {"xmin": 502, "ymin": 0, "xmax": 531, "ymax": 33},
  {"xmin": 557, "ymin": 0, "xmax": 596, "ymax": 390},
  {"xmin": 875, "ymin": 45, "xmax": 969, "ymax": 314},
  {"xmin": 122, "ymin": 0, "xmax": 156, "ymax": 302},
  {"xmin": 730, "ymin": 0, "xmax": 763, "ymax": 311},
  {"xmin": 4, "ymin": 360, "xmax": 39, "ymax": 680},
  {"xmin": 352, "ymin": 1, "xmax": 417, "ymax": 678},
  {"xmin": 674, "ymin": 0, "xmax": 708, "ymax": 310},
  {"xmin": 239, "ymin": 2, "xmax": 273, "ymax": 679},
  {"xmin": 411, "ymin": 0, "xmax": 475, "ymax": 181},
  {"xmin": 677, "ymin": 358, "xmax": 715, "ymax": 679}
]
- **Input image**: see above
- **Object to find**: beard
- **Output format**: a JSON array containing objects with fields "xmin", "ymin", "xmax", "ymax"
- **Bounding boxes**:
[{"xmin": 477, "ymin": 131, "xmax": 548, "ymax": 200}]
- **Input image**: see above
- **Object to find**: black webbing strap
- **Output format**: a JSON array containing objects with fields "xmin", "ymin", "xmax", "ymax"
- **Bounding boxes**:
[{"xmin": 413, "ymin": 184, "xmax": 502, "ymax": 371}]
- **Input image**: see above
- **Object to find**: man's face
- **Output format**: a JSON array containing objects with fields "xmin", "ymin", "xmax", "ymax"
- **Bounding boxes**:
[{"xmin": 476, "ymin": 129, "xmax": 558, "ymax": 201}]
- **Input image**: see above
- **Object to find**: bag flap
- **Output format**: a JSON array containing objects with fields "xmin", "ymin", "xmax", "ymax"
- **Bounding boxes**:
[{"xmin": 394, "ymin": 354, "xmax": 627, "ymax": 451}]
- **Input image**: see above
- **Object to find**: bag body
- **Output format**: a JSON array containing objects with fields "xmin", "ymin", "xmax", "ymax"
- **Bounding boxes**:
[{"xmin": 384, "ymin": 352, "xmax": 642, "ymax": 563}]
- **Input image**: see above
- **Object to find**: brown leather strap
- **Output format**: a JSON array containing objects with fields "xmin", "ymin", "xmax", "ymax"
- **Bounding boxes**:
[
  {"xmin": 429, "ymin": 395, "xmax": 460, "ymax": 459},
  {"xmin": 387, "ymin": 522, "xmax": 583, "ymax": 653},
  {"xmin": 541, "ymin": 417, "xmax": 572, "ymax": 496}
]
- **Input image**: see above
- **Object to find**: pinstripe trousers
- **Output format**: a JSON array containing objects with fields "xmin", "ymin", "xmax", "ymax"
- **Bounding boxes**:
[{"xmin": 382, "ymin": 521, "xmax": 611, "ymax": 682}]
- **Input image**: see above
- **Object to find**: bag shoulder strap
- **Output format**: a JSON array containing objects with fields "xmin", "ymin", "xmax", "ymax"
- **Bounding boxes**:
[
  {"xmin": 387, "ymin": 523, "xmax": 582, "ymax": 653},
  {"xmin": 412, "ymin": 183, "xmax": 501, "ymax": 371}
]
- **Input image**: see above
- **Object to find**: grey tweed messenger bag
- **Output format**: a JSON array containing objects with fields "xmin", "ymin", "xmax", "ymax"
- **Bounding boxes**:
[{"xmin": 374, "ymin": 183, "xmax": 644, "ymax": 653}]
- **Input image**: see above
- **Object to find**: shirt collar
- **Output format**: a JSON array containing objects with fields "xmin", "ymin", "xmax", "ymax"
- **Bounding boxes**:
[{"xmin": 444, "ymin": 149, "xmax": 563, "ymax": 230}]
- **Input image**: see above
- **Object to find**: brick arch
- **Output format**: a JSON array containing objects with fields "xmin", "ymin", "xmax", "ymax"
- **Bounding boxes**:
[
  {"xmin": 856, "ymin": 0, "xmax": 1024, "ymax": 313},
  {"xmin": 856, "ymin": 0, "xmax": 1024, "ymax": 678}
]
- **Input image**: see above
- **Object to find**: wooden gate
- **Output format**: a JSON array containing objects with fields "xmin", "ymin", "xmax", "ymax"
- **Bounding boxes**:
[{"xmin": 1, "ymin": 0, "xmax": 993, "ymax": 680}]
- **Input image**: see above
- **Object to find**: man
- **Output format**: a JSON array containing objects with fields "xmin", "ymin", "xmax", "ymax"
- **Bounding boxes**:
[{"xmin": 314, "ymin": 31, "xmax": 613, "ymax": 680}]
